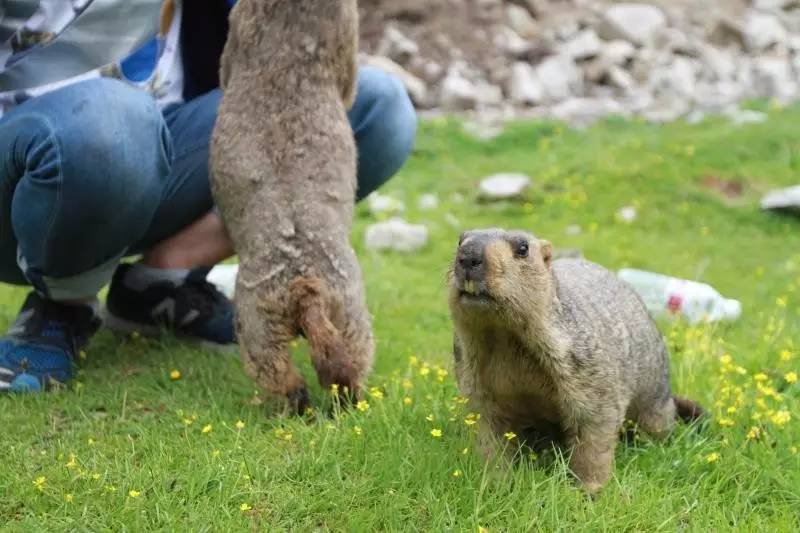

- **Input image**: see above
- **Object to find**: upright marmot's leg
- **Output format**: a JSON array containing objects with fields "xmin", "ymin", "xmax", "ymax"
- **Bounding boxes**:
[
  {"xmin": 635, "ymin": 396, "xmax": 677, "ymax": 439},
  {"xmin": 566, "ymin": 414, "xmax": 623, "ymax": 494}
]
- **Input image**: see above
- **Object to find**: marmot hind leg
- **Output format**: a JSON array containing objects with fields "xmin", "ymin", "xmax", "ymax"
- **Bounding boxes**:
[{"xmin": 634, "ymin": 396, "xmax": 677, "ymax": 439}]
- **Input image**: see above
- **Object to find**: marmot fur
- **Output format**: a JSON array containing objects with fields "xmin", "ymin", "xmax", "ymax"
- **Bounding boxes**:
[
  {"xmin": 210, "ymin": 0, "xmax": 373, "ymax": 413},
  {"xmin": 448, "ymin": 229, "xmax": 703, "ymax": 493}
]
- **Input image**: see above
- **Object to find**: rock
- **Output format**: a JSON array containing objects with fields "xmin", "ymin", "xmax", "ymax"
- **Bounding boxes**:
[
  {"xmin": 536, "ymin": 55, "xmax": 584, "ymax": 102},
  {"xmin": 650, "ymin": 57, "xmax": 698, "ymax": 100},
  {"xmin": 365, "ymin": 218, "xmax": 429, "ymax": 253},
  {"xmin": 417, "ymin": 193, "xmax": 439, "ymax": 210},
  {"xmin": 761, "ymin": 185, "xmax": 800, "ymax": 213},
  {"xmin": 700, "ymin": 45, "xmax": 737, "ymax": 82},
  {"xmin": 598, "ymin": 3, "xmax": 667, "ymax": 46},
  {"xmin": 506, "ymin": 3, "xmax": 538, "ymax": 39},
  {"xmin": 641, "ymin": 98, "xmax": 691, "ymax": 122},
  {"xmin": 440, "ymin": 63, "xmax": 502, "ymax": 110},
  {"xmin": 367, "ymin": 192, "xmax": 405, "ymax": 217},
  {"xmin": 616, "ymin": 206, "xmax": 638, "ymax": 224},
  {"xmin": 602, "ymin": 39, "xmax": 636, "ymax": 66},
  {"xmin": 494, "ymin": 26, "xmax": 532, "ymax": 58},
  {"xmin": 753, "ymin": 0, "xmax": 800, "ymax": 10},
  {"xmin": 361, "ymin": 55, "xmax": 429, "ymax": 108},
  {"xmin": 724, "ymin": 107, "xmax": 768, "ymax": 125},
  {"xmin": 550, "ymin": 97, "xmax": 625, "ymax": 125},
  {"xmin": 744, "ymin": 11, "xmax": 787, "ymax": 52},
  {"xmin": 708, "ymin": 16, "xmax": 746, "ymax": 49},
  {"xmin": 563, "ymin": 29, "xmax": 602, "ymax": 60},
  {"xmin": 751, "ymin": 56, "xmax": 797, "ymax": 101},
  {"xmin": 376, "ymin": 25, "xmax": 419, "ymax": 65},
  {"xmin": 509, "ymin": 62, "xmax": 543, "ymax": 105},
  {"xmin": 479, "ymin": 173, "xmax": 532, "ymax": 200}
]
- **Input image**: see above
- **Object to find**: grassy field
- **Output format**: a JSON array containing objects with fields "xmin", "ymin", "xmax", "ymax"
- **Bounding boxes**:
[{"xmin": 2, "ymin": 108, "xmax": 800, "ymax": 531}]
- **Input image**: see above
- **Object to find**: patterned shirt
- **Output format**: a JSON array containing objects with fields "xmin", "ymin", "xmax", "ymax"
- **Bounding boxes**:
[{"xmin": 0, "ymin": 0, "xmax": 185, "ymax": 117}]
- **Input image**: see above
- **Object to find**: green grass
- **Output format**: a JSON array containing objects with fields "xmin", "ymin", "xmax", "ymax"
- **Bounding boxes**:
[{"xmin": 2, "ymin": 108, "xmax": 800, "ymax": 531}]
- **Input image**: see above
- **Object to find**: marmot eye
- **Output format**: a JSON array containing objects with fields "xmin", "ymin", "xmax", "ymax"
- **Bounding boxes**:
[{"xmin": 516, "ymin": 241, "xmax": 529, "ymax": 258}]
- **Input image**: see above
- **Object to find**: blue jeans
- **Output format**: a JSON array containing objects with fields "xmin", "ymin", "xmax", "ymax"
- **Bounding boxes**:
[{"xmin": 0, "ymin": 67, "xmax": 416, "ymax": 300}]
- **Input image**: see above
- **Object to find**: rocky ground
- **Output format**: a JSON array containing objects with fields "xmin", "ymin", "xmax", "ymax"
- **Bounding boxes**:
[{"xmin": 359, "ymin": 0, "xmax": 800, "ymax": 127}]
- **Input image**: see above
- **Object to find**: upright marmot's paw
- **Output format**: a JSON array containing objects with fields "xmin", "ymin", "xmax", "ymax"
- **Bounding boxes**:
[{"xmin": 286, "ymin": 386, "xmax": 311, "ymax": 417}]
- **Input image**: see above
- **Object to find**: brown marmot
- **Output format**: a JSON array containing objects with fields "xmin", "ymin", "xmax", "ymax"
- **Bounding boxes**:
[
  {"xmin": 210, "ymin": 0, "xmax": 373, "ymax": 414},
  {"xmin": 448, "ymin": 229, "xmax": 703, "ymax": 493}
]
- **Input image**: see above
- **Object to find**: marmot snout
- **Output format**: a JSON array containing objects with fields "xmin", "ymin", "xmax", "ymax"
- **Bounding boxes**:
[{"xmin": 448, "ymin": 229, "xmax": 704, "ymax": 494}]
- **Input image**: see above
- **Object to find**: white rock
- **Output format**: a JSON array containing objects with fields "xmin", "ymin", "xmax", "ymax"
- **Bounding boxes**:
[
  {"xmin": 753, "ymin": 0, "xmax": 799, "ymax": 10},
  {"xmin": 506, "ymin": 3, "xmax": 538, "ymax": 39},
  {"xmin": 509, "ymin": 62, "xmax": 543, "ymax": 105},
  {"xmin": 376, "ymin": 26, "xmax": 419, "ymax": 65},
  {"xmin": 536, "ymin": 55, "xmax": 584, "ymax": 102},
  {"xmin": 563, "ymin": 29, "xmax": 602, "ymax": 60},
  {"xmin": 616, "ymin": 206, "xmax": 638, "ymax": 223},
  {"xmin": 649, "ymin": 57, "xmax": 698, "ymax": 100},
  {"xmin": 761, "ymin": 185, "xmax": 800, "ymax": 212},
  {"xmin": 751, "ymin": 56, "xmax": 797, "ymax": 101},
  {"xmin": 361, "ymin": 55, "xmax": 429, "ymax": 107},
  {"xmin": 367, "ymin": 192, "xmax": 405, "ymax": 217},
  {"xmin": 417, "ymin": 193, "xmax": 439, "ymax": 210},
  {"xmin": 365, "ymin": 218, "xmax": 429, "ymax": 253},
  {"xmin": 744, "ymin": 11, "xmax": 787, "ymax": 52},
  {"xmin": 602, "ymin": 40, "xmax": 636, "ymax": 65},
  {"xmin": 700, "ymin": 45, "xmax": 737, "ymax": 82},
  {"xmin": 550, "ymin": 97, "xmax": 625, "ymax": 125},
  {"xmin": 598, "ymin": 3, "xmax": 667, "ymax": 46},
  {"xmin": 606, "ymin": 65, "xmax": 635, "ymax": 92},
  {"xmin": 724, "ymin": 107, "xmax": 768, "ymax": 125},
  {"xmin": 207, "ymin": 264, "xmax": 238, "ymax": 300},
  {"xmin": 479, "ymin": 173, "xmax": 532, "ymax": 200},
  {"xmin": 440, "ymin": 70, "xmax": 480, "ymax": 110},
  {"xmin": 494, "ymin": 26, "xmax": 532, "ymax": 58}
]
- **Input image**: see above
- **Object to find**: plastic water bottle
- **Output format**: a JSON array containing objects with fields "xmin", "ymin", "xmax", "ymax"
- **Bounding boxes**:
[
  {"xmin": 617, "ymin": 269, "xmax": 742, "ymax": 324},
  {"xmin": 206, "ymin": 264, "xmax": 238, "ymax": 300}
]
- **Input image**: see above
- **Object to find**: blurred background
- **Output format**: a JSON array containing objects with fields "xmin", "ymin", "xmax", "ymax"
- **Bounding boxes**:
[{"xmin": 359, "ymin": 0, "xmax": 799, "ymax": 126}]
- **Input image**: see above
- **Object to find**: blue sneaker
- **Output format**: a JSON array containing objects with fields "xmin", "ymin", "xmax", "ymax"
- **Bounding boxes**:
[
  {"xmin": 0, "ymin": 292, "xmax": 100, "ymax": 393},
  {"xmin": 103, "ymin": 264, "xmax": 235, "ymax": 346}
]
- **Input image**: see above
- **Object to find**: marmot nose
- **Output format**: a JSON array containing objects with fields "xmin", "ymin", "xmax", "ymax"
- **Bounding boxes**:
[{"xmin": 459, "ymin": 254, "xmax": 483, "ymax": 271}]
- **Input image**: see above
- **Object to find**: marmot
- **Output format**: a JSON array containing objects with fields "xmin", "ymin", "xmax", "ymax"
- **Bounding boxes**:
[
  {"xmin": 448, "ymin": 229, "xmax": 703, "ymax": 493},
  {"xmin": 210, "ymin": 0, "xmax": 373, "ymax": 413}
]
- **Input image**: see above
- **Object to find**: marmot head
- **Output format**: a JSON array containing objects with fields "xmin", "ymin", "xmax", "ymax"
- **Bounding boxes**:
[{"xmin": 448, "ymin": 229, "xmax": 554, "ymax": 324}]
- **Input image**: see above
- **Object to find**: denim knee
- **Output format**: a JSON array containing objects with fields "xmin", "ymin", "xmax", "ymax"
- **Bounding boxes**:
[
  {"xmin": 3, "ymin": 78, "xmax": 171, "ymax": 295},
  {"xmin": 349, "ymin": 67, "xmax": 417, "ymax": 200}
]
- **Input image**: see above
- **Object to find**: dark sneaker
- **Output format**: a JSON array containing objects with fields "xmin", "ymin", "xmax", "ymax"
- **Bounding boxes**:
[
  {"xmin": 0, "ymin": 292, "xmax": 100, "ymax": 393},
  {"xmin": 103, "ymin": 264, "xmax": 235, "ymax": 346}
]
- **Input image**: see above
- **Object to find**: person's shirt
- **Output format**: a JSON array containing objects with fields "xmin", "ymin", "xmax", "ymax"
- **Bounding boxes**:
[{"xmin": 0, "ymin": 0, "xmax": 187, "ymax": 118}]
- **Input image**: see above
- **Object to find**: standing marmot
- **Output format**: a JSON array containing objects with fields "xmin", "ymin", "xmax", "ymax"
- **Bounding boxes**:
[
  {"xmin": 448, "ymin": 229, "xmax": 703, "ymax": 493},
  {"xmin": 210, "ymin": 0, "xmax": 373, "ymax": 413}
]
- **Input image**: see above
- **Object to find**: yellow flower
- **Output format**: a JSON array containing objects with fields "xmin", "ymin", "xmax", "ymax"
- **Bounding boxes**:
[
  {"xmin": 419, "ymin": 366, "xmax": 430, "ymax": 377},
  {"xmin": 92, "ymin": 473, "xmax": 101, "ymax": 480},
  {"xmin": 88, "ymin": 438, "xmax": 96, "ymax": 446},
  {"xmin": 718, "ymin": 418, "xmax": 735, "ymax": 427},
  {"xmin": 369, "ymin": 387, "xmax": 384, "ymax": 400},
  {"xmin": 754, "ymin": 373, "xmax": 768, "ymax": 382},
  {"xmin": 780, "ymin": 350, "xmax": 793, "ymax": 362},
  {"xmin": 128, "ymin": 490, "xmax": 141, "ymax": 498},
  {"xmin": 330, "ymin": 383, "xmax": 339, "ymax": 394},
  {"xmin": 212, "ymin": 449, "xmax": 221, "ymax": 458},
  {"xmin": 403, "ymin": 397, "xmax": 412, "ymax": 406},
  {"xmin": 720, "ymin": 354, "xmax": 733, "ymax": 365},
  {"xmin": 430, "ymin": 428, "xmax": 443, "ymax": 438},
  {"xmin": 65, "ymin": 453, "xmax": 77, "ymax": 469},
  {"xmin": 105, "ymin": 485, "xmax": 117, "ymax": 493},
  {"xmin": 402, "ymin": 379, "xmax": 412, "ymax": 390},
  {"xmin": 240, "ymin": 503, "xmax": 252, "ymax": 512},
  {"xmin": 436, "ymin": 368, "xmax": 448, "ymax": 382},
  {"xmin": 79, "ymin": 350, "xmax": 88, "ymax": 360},
  {"xmin": 462, "ymin": 447, "xmax": 469, "ymax": 455},
  {"xmin": 705, "ymin": 452, "xmax": 720, "ymax": 464},
  {"xmin": 170, "ymin": 370, "xmax": 181, "ymax": 381},
  {"xmin": 235, "ymin": 420, "xmax": 245, "ymax": 430},
  {"xmin": 790, "ymin": 446, "xmax": 798, "ymax": 455},
  {"xmin": 452, "ymin": 469, "xmax": 462, "ymax": 477},
  {"xmin": 426, "ymin": 414, "xmax": 434, "ymax": 422},
  {"xmin": 409, "ymin": 356, "xmax": 419, "ymax": 367},
  {"xmin": 726, "ymin": 406, "xmax": 737, "ymax": 415},
  {"xmin": 735, "ymin": 366, "xmax": 747, "ymax": 375},
  {"xmin": 64, "ymin": 493, "xmax": 74, "ymax": 503},
  {"xmin": 356, "ymin": 400, "xmax": 370, "ymax": 412},
  {"xmin": 504, "ymin": 432, "xmax": 517, "ymax": 441},
  {"xmin": 353, "ymin": 426, "xmax": 362, "ymax": 436},
  {"xmin": 771, "ymin": 410, "xmax": 791, "ymax": 426},
  {"xmin": 183, "ymin": 418, "xmax": 194, "ymax": 426},
  {"xmin": 746, "ymin": 426, "xmax": 762, "ymax": 440},
  {"xmin": 282, "ymin": 432, "xmax": 293, "ymax": 441},
  {"xmin": 785, "ymin": 372, "xmax": 797, "ymax": 384},
  {"xmin": 202, "ymin": 424, "xmax": 213, "ymax": 434},
  {"xmin": 33, "ymin": 476, "xmax": 46, "ymax": 491},
  {"xmin": 464, "ymin": 418, "xmax": 477, "ymax": 426},
  {"xmin": 776, "ymin": 296, "xmax": 788, "ymax": 308}
]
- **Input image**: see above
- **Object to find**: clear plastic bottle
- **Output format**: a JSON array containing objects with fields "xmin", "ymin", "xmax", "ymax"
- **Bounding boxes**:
[{"xmin": 617, "ymin": 268, "xmax": 742, "ymax": 324}]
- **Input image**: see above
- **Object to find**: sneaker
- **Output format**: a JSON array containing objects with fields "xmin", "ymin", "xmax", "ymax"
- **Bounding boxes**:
[
  {"xmin": 103, "ymin": 263, "xmax": 235, "ymax": 346},
  {"xmin": 0, "ymin": 293, "xmax": 100, "ymax": 393}
]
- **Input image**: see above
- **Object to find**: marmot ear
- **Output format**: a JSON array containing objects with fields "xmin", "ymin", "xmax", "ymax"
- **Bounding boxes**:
[{"xmin": 540, "ymin": 240, "xmax": 552, "ymax": 268}]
